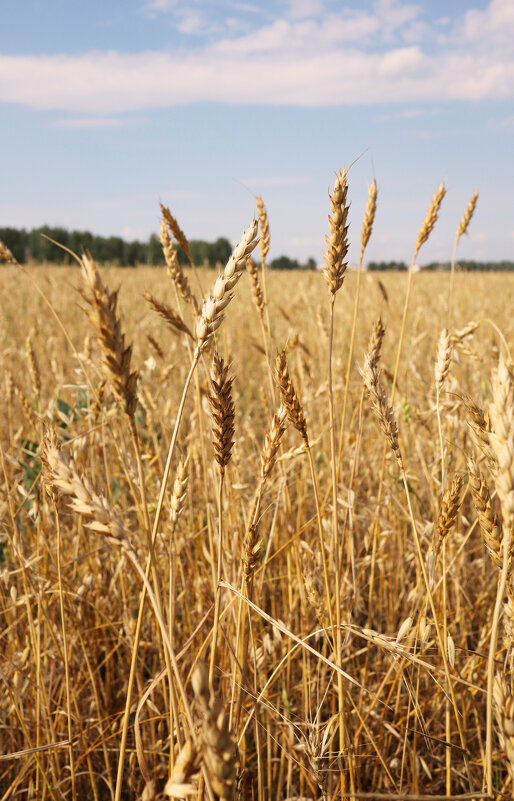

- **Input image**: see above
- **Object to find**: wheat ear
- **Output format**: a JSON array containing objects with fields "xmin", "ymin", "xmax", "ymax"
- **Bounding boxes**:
[
  {"xmin": 323, "ymin": 168, "xmax": 350, "ymax": 297},
  {"xmin": 192, "ymin": 663, "xmax": 237, "ymax": 801},
  {"xmin": 143, "ymin": 291, "xmax": 194, "ymax": 339},
  {"xmin": 360, "ymin": 178, "xmax": 377, "ymax": 262},
  {"xmin": 160, "ymin": 219, "xmax": 200, "ymax": 316},
  {"xmin": 80, "ymin": 255, "xmax": 138, "ymax": 419},
  {"xmin": 414, "ymin": 181, "xmax": 446, "ymax": 260},
  {"xmin": 468, "ymin": 458, "xmax": 502, "ymax": 569},
  {"xmin": 361, "ymin": 353, "xmax": 403, "ymax": 470},
  {"xmin": 194, "ymin": 221, "xmax": 259, "ymax": 358},
  {"xmin": 456, "ymin": 191, "xmax": 479, "ymax": 245}
]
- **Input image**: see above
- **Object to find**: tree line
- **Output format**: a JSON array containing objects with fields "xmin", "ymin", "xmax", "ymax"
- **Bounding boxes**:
[
  {"xmin": 1, "ymin": 226, "xmax": 512, "ymax": 271},
  {"xmin": 0, "ymin": 226, "xmax": 317, "ymax": 269}
]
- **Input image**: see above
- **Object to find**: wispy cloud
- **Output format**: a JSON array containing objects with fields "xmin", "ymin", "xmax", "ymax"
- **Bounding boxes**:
[{"xmin": 1, "ymin": 1, "xmax": 513, "ymax": 114}]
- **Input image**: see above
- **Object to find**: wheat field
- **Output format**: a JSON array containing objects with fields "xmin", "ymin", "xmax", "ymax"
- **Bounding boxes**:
[{"xmin": 1, "ymin": 177, "xmax": 514, "ymax": 801}]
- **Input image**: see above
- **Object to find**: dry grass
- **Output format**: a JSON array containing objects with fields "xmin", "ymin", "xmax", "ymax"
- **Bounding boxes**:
[{"xmin": 1, "ymin": 184, "xmax": 514, "ymax": 801}]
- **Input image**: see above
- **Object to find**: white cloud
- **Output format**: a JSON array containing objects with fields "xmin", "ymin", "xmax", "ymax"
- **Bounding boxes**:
[
  {"xmin": 1, "ymin": 1, "xmax": 513, "ymax": 114},
  {"xmin": 285, "ymin": 0, "xmax": 325, "ymax": 19},
  {"xmin": 464, "ymin": 0, "xmax": 514, "ymax": 44}
]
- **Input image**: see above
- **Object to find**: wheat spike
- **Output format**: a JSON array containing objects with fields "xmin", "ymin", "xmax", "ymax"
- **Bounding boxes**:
[
  {"xmin": 143, "ymin": 291, "xmax": 193, "ymax": 339},
  {"xmin": 361, "ymin": 353, "xmax": 403, "ymax": 470},
  {"xmin": 43, "ymin": 430, "xmax": 126, "ymax": 544},
  {"xmin": 80, "ymin": 254, "xmax": 138, "ymax": 419},
  {"xmin": 160, "ymin": 219, "xmax": 200, "ymax": 316},
  {"xmin": 256, "ymin": 196, "xmax": 270, "ymax": 265},
  {"xmin": 245, "ymin": 257, "xmax": 265, "ymax": 318},
  {"xmin": 209, "ymin": 352, "xmax": 235, "ymax": 472},
  {"xmin": 456, "ymin": 191, "xmax": 479, "ymax": 245},
  {"xmin": 414, "ymin": 182, "xmax": 446, "ymax": 260},
  {"xmin": 435, "ymin": 475, "xmax": 463, "ymax": 556},
  {"xmin": 160, "ymin": 203, "xmax": 194, "ymax": 267},
  {"xmin": 192, "ymin": 663, "xmax": 237, "ymax": 801},
  {"xmin": 468, "ymin": 458, "xmax": 502, "ymax": 568},
  {"xmin": 367, "ymin": 317, "xmax": 386, "ymax": 370},
  {"xmin": 435, "ymin": 328, "xmax": 453, "ymax": 393},
  {"xmin": 275, "ymin": 350, "xmax": 308, "ymax": 445},
  {"xmin": 323, "ymin": 168, "xmax": 350, "ymax": 297},
  {"xmin": 194, "ymin": 220, "xmax": 258, "ymax": 356},
  {"xmin": 360, "ymin": 178, "xmax": 377, "ymax": 262}
]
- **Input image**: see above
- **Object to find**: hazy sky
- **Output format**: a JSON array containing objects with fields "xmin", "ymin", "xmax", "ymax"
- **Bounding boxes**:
[{"xmin": 1, "ymin": 0, "xmax": 513, "ymax": 264}]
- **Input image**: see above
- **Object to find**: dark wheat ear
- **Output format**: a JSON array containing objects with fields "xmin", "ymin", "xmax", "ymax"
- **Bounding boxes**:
[
  {"xmin": 209, "ymin": 352, "xmax": 235, "ymax": 472},
  {"xmin": 80, "ymin": 254, "xmax": 138, "ymax": 419}
]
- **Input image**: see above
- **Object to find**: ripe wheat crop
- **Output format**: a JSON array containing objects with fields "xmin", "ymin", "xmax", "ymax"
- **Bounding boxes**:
[{"xmin": 1, "ymin": 177, "xmax": 514, "ymax": 801}]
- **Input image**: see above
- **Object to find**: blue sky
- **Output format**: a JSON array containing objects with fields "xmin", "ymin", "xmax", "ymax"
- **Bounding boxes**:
[{"xmin": 1, "ymin": 0, "xmax": 513, "ymax": 264}]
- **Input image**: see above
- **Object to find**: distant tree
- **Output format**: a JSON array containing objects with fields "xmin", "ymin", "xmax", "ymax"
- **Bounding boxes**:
[
  {"xmin": 147, "ymin": 233, "xmax": 164, "ymax": 265},
  {"xmin": 0, "ymin": 227, "xmax": 28, "ymax": 262},
  {"xmin": 368, "ymin": 260, "xmax": 408, "ymax": 271},
  {"xmin": 270, "ymin": 255, "xmax": 300, "ymax": 270}
]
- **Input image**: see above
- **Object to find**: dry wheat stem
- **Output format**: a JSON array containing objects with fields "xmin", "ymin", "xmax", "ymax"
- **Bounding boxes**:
[{"xmin": 486, "ymin": 357, "xmax": 514, "ymax": 794}]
